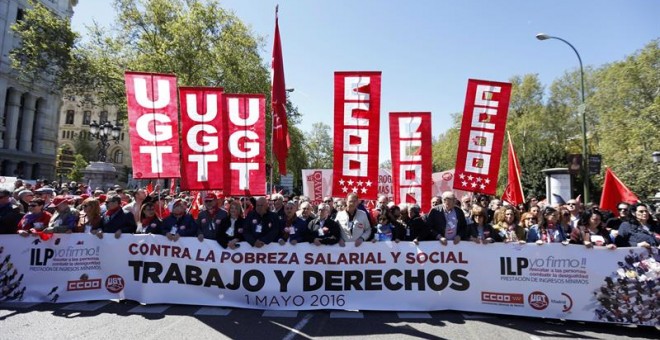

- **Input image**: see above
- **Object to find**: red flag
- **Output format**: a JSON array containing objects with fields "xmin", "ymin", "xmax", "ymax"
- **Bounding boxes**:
[
  {"xmin": 146, "ymin": 181, "xmax": 154, "ymax": 195},
  {"xmin": 170, "ymin": 178, "xmax": 176, "ymax": 196},
  {"xmin": 600, "ymin": 168, "xmax": 639, "ymax": 216},
  {"xmin": 502, "ymin": 132, "xmax": 525, "ymax": 206},
  {"xmin": 271, "ymin": 6, "xmax": 289, "ymax": 175},
  {"xmin": 189, "ymin": 192, "xmax": 201, "ymax": 219}
]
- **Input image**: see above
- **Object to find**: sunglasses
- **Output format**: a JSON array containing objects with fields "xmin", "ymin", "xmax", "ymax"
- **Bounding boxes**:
[
  {"xmin": 566, "ymin": 203, "xmax": 576, "ymax": 206},
  {"xmin": 324, "ymin": 200, "xmax": 332, "ymax": 203},
  {"xmin": 618, "ymin": 208, "xmax": 627, "ymax": 211}
]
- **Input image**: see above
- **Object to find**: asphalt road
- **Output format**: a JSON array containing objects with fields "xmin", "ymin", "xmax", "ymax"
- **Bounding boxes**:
[{"xmin": 0, "ymin": 301, "xmax": 657, "ymax": 339}]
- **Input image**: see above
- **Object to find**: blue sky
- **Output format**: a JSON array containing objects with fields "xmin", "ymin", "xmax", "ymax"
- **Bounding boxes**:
[{"xmin": 71, "ymin": 0, "xmax": 660, "ymax": 163}]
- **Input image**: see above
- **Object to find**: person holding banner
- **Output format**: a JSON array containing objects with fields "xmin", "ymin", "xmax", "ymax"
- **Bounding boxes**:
[
  {"xmin": 526, "ymin": 207, "xmax": 569, "ymax": 245},
  {"xmin": 244, "ymin": 197, "xmax": 281, "ymax": 248},
  {"xmin": 135, "ymin": 202, "xmax": 163, "ymax": 234},
  {"xmin": 394, "ymin": 204, "xmax": 427, "ymax": 244},
  {"xmin": 99, "ymin": 195, "xmax": 137, "ymax": 239},
  {"xmin": 77, "ymin": 198, "xmax": 102, "ymax": 234},
  {"xmin": 615, "ymin": 203, "xmax": 659, "ymax": 249},
  {"xmin": 335, "ymin": 193, "xmax": 372, "ymax": 247},
  {"xmin": 467, "ymin": 205, "xmax": 499, "ymax": 244},
  {"xmin": 162, "ymin": 199, "xmax": 198, "ymax": 241},
  {"xmin": 216, "ymin": 200, "xmax": 245, "ymax": 249},
  {"xmin": 493, "ymin": 206, "xmax": 525, "ymax": 243},
  {"xmin": 17, "ymin": 198, "xmax": 52, "ymax": 236},
  {"xmin": 426, "ymin": 192, "xmax": 468, "ymax": 245},
  {"xmin": 196, "ymin": 193, "xmax": 228, "ymax": 241},
  {"xmin": 279, "ymin": 201, "xmax": 309, "ymax": 245},
  {"xmin": 44, "ymin": 196, "xmax": 79, "ymax": 234},
  {"xmin": 570, "ymin": 209, "xmax": 616, "ymax": 248},
  {"xmin": 306, "ymin": 203, "xmax": 341, "ymax": 246}
]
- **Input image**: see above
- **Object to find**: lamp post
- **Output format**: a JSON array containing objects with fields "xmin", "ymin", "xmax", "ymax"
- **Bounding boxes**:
[
  {"xmin": 88, "ymin": 120, "xmax": 121, "ymax": 162},
  {"xmin": 536, "ymin": 33, "xmax": 590, "ymax": 204}
]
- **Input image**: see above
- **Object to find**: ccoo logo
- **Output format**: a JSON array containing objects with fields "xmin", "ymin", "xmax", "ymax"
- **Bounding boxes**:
[{"xmin": 528, "ymin": 291, "xmax": 549, "ymax": 310}]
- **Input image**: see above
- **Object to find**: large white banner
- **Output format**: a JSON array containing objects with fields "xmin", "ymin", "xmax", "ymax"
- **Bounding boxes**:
[{"xmin": 0, "ymin": 234, "xmax": 657, "ymax": 326}]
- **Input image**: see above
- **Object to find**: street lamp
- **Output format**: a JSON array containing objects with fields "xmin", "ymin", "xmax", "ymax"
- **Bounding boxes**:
[
  {"xmin": 88, "ymin": 120, "xmax": 121, "ymax": 162},
  {"xmin": 536, "ymin": 33, "xmax": 590, "ymax": 203}
]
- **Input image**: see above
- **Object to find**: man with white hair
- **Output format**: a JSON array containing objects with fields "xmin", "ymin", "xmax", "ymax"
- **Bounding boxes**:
[
  {"xmin": 426, "ymin": 191, "xmax": 468, "ymax": 245},
  {"xmin": 307, "ymin": 203, "xmax": 341, "ymax": 245},
  {"xmin": 335, "ymin": 193, "xmax": 371, "ymax": 247}
]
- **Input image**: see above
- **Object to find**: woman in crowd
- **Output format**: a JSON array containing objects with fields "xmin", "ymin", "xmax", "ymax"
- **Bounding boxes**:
[
  {"xmin": 136, "ymin": 201, "xmax": 163, "ymax": 234},
  {"xmin": 493, "ymin": 206, "xmax": 525, "ymax": 243},
  {"xmin": 17, "ymin": 198, "xmax": 52, "ymax": 236},
  {"xmin": 217, "ymin": 200, "xmax": 245, "ymax": 249},
  {"xmin": 615, "ymin": 203, "xmax": 659, "ymax": 248},
  {"xmin": 527, "ymin": 207, "xmax": 568, "ymax": 244},
  {"xmin": 77, "ymin": 198, "xmax": 102, "ymax": 233},
  {"xmin": 558, "ymin": 207, "xmax": 574, "ymax": 236},
  {"xmin": 372, "ymin": 213, "xmax": 394, "ymax": 242},
  {"xmin": 570, "ymin": 209, "xmax": 616, "ymax": 249},
  {"xmin": 468, "ymin": 205, "xmax": 500, "ymax": 243},
  {"xmin": 519, "ymin": 212, "xmax": 536, "ymax": 236}
]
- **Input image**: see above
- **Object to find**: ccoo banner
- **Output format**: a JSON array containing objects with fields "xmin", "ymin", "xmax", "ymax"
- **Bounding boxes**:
[
  {"xmin": 332, "ymin": 72, "xmax": 382, "ymax": 200},
  {"xmin": 453, "ymin": 79, "xmax": 511, "ymax": 195},
  {"xmin": 1, "ymin": 234, "xmax": 657, "ymax": 327},
  {"xmin": 389, "ymin": 112, "xmax": 433, "ymax": 213}
]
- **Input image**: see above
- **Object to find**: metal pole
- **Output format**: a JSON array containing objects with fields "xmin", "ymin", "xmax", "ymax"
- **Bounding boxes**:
[{"xmin": 537, "ymin": 34, "xmax": 589, "ymax": 204}]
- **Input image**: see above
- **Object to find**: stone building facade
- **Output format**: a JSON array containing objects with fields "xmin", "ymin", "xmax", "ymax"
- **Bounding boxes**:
[{"xmin": 0, "ymin": 0, "xmax": 77, "ymax": 180}]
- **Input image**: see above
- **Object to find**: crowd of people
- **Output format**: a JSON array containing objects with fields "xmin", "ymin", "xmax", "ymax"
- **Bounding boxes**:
[{"xmin": 0, "ymin": 178, "xmax": 659, "ymax": 250}]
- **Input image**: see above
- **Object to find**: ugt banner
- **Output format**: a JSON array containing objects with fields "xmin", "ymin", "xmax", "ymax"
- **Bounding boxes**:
[
  {"xmin": 223, "ymin": 94, "xmax": 266, "ymax": 196},
  {"xmin": 390, "ymin": 112, "xmax": 433, "ymax": 213},
  {"xmin": 179, "ymin": 87, "xmax": 225, "ymax": 191},
  {"xmin": 453, "ymin": 79, "xmax": 512, "ymax": 195},
  {"xmin": 332, "ymin": 72, "xmax": 382, "ymax": 200},
  {"xmin": 1, "ymin": 234, "xmax": 657, "ymax": 327},
  {"xmin": 125, "ymin": 72, "xmax": 181, "ymax": 179}
]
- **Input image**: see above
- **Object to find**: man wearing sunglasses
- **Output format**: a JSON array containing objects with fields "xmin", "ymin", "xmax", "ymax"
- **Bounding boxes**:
[
  {"xmin": 606, "ymin": 202, "xmax": 630, "ymax": 231},
  {"xmin": 196, "ymin": 193, "xmax": 228, "ymax": 241}
]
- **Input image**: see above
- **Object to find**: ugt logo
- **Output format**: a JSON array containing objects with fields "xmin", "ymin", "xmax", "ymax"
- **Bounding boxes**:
[{"xmin": 500, "ymin": 257, "xmax": 529, "ymax": 276}]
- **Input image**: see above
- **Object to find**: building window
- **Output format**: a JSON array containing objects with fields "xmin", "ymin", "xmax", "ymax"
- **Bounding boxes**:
[
  {"xmin": 65, "ymin": 110, "xmax": 75, "ymax": 125},
  {"xmin": 62, "ymin": 130, "xmax": 66, "ymax": 139},
  {"xmin": 83, "ymin": 111, "xmax": 91, "ymax": 125},
  {"xmin": 99, "ymin": 111, "xmax": 108, "ymax": 123},
  {"xmin": 114, "ymin": 150, "xmax": 124, "ymax": 164},
  {"xmin": 121, "ymin": 133, "xmax": 125, "ymax": 141}
]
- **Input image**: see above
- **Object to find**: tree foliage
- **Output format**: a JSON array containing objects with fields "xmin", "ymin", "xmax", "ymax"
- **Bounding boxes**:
[
  {"xmin": 303, "ymin": 122, "xmax": 333, "ymax": 169},
  {"xmin": 70, "ymin": 154, "xmax": 89, "ymax": 182}
]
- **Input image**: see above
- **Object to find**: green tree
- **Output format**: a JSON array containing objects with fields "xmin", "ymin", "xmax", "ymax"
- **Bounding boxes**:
[
  {"xmin": 73, "ymin": 134, "xmax": 97, "ymax": 162},
  {"xmin": 285, "ymin": 125, "xmax": 309, "ymax": 193},
  {"xmin": 70, "ymin": 154, "xmax": 89, "ymax": 182},
  {"xmin": 303, "ymin": 122, "xmax": 333, "ymax": 169},
  {"xmin": 431, "ymin": 113, "xmax": 461, "ymax": 172}
]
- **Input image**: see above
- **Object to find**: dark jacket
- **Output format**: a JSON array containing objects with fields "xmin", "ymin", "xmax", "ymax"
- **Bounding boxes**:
[
  {"xmin": 101, "ymin": 208, "xmax": 137, "ymax": 234},
  {"xmin": 425, "ymin": 206, "xmax": 469, "ymax": 240},
  {"xmin": 306, "ymin": 216, "xmax": 341, "ymax": 245},
  {"xmin": 280, "ymin": 216, "xmax": 310, "ymax": 243},
  {"xmin": 467, "ymin": 223, "xmax": 501, "ymax": 242},
  {"xmin": 196, "ymin": 208, "xmax": 228, "ymax": 239},
  {"xmin": 526, "ymin": 224, "xmax": 567, "ymax": 243},
  {"xmin": 162, "ymin": 213, "xmax": 198, "ymax": 237},
  {"xmin": 243, "ymin": 210, "xmax": 281, "ymax": 246},
  {"xmin": 0, "ymin": 203, "xmax": 23, "ymax": 234},
  {"xmin": 137, "ymin": 216, "xmax": 163, "ymax": 235},
  {"xmin": 615, "ymin": 221, "xmax": 659, "ymax": 247},
  {"xmin": 394, "ymin": 217, "xmax": 430, "ymax": 242},
  {"xmin": 216, "ymin": 216, "xmax": 245, "ymax": 248}
]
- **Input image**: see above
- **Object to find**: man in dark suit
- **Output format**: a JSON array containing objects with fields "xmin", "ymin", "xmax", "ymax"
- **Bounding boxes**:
[
  {"xmin": 0, "ymin": 189, "xmax": 23, "ymax": 234},
  {"xmin": 99, "ymin": 195, "xmax": 137, "ymax": 238},
  {"xmin": 425, "ymin": 191, "xmax": 468, "ymax": 245}
]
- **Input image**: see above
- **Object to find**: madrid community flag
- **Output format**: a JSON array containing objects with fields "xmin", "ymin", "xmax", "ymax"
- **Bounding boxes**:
[
  {"xmin": 600, "ymin": 167, "xmax": 639, "ymax": 216},
  {"xmin": 271, "ymin": 5, "xmax": 290, "ymax": 175},
  {"xmin": 501, "ymin": 132, "xmax": 524, "ymax": 206}
]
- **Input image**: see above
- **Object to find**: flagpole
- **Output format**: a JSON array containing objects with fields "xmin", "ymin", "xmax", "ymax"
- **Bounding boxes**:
[{"xmin": 269, "ymin": 5, "xmax": 278, "ymax": 196}]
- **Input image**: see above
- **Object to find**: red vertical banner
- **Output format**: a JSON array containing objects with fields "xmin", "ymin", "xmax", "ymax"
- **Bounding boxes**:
[
  {"xmin": 332, "ymin": 72, "xmax": 382, "ymax": 200},
  {"xmin": 271, "ymin": 6, "xmax": 289, "ymax": 175},
  {"xmin": 453, "ymin": 79, "xmax": 512, "ymax": 195},
  {"xmin": 223, "ymin": 94, "xmax": 266, "ymax": 196},
  {"xmin": 125, "ymin": 72, "xmax": 181, "ymax": 179},
  {"xmin": 179, "ymin": 87, "xmax": 225, "ymax": 191},
  {"xmin": 390, "ymin": 112, "xmax": 433, "ymax": 212}
]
